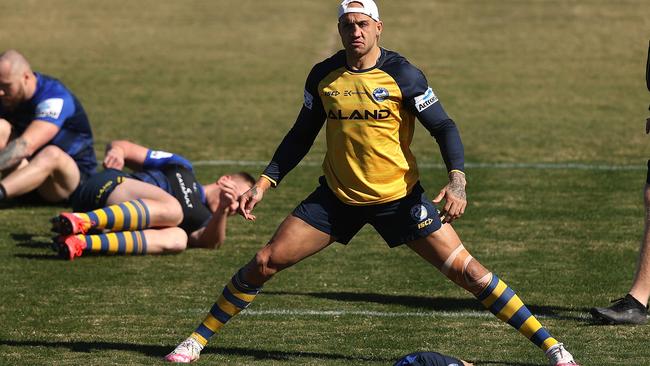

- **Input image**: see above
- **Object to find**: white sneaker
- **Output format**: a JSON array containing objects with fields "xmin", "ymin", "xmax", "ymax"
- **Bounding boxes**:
[
  {"xmin": 164, "ymin": 337, "xmax": 203, "ymax": 363},
  {"xmin": 545, "ymin": 343, "xmax": 580, "ymax": 366}
]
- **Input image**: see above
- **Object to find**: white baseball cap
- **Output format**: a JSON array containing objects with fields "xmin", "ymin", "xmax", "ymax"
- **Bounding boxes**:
[{"xmin": 338, "ymin": 0, "xmax": 380, "ymax": 22}]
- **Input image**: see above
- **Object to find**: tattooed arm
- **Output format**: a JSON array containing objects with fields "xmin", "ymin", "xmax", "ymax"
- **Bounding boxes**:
[
  {"xmin": 0, "ymin": 137, "xmax": 29, "ymax": 171},
  {"xmin": 0, "ymin": 120, "xmax": 59, "ymax": 171},
  {"xmin": 433, "ymin": 170, "xmax": 467, "ymax": 224},
  {"xmin": 237, "ymin": 176, "xmax": 272, "ymax": 221}
]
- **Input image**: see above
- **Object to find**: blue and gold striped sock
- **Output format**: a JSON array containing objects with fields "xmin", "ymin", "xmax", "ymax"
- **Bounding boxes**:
[
  {"xmin": 76, "ymin": 199, "xmax": 151, "ymax": 232},
  {"xmin": 76, "ymin": 230, "xmax": 148, "ymax": 255},
  {"xmin": 477, "ymin": 274, "xmax": 558, "ymax": 352},
  {"xmin": 190, "ymin": 268, "xmax": 262, "ymax": 346}
]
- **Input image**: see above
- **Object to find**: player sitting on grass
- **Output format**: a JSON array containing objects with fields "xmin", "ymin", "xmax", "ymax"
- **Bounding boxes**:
[
  {"xmin": 50, "ymin": 139, "xmax": 254, "ymax": 259},
  {"xmin": 0, "ymin": 49, "xmax": 97, "ymax": 204}
]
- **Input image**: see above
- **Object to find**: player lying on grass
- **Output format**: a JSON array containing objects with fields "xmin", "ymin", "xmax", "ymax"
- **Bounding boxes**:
[
  {"xmin": 0, "ymin": 49, "xmax": 97, "ymax": 204},
  {"xmin": 50, "ymin": 139, "xmax": 254, "ymax": 259},
  {"xmin": 166, "ymin": 1, "xmax": 579, "ymax": 365}
]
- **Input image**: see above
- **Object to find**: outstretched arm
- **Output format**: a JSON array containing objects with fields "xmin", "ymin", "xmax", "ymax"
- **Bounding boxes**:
[
  {"xmin": 103, "ymin": 140, "xmax": 148, "ymax": 170},
  {"xmin": 0, "ymin": 120, "xmax": 58, "ymax": 170},
  {"xmin": 239, "ymin": 104, "xmax": 326, "ymax": 221}
]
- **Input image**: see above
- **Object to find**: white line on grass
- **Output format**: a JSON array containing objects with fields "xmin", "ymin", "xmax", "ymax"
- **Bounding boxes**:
[
  {"xmin": 180, "ymin": 308, "xmax": 589, "ymax": 320},
  {"xmin": 193, "ymin": 160, "xmax": 645, "ymax": 171}
]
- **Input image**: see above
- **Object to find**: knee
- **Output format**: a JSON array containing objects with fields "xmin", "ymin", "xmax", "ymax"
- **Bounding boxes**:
[
  {"xmin": 32, "ymin": 145, "xmax": 66, "ymax": 169},
  {"xmin": 441, "ymin": 245, "xmax": 491, "ymax": 295},
  {"xmin": 161, "ymin": 196, "xmax": 183, "ymax": 226},
  {"xmin": 462, "ymin": 259, "xmax": 492, "ymax": 295},
  {"xmin": 252, "ymin": 246, "xmax": 282, "ymax": 282},
  {"xmin": 163, "ymin": 228, "xmax": 188, "ymax": 252}
]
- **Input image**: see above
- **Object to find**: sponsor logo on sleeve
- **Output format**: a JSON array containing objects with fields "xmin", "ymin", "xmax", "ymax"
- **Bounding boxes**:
[
  {"xmin": 304, "ymin": 89, "xmax": 314, "ymax": 110},
  {"xmin": 35, "ymin": 98, "xmax": 64, "ymax": 119},
  {"xmin": 149, "ymin": 150, "xmax": 173, "ymax": 159},
  {"xmin": 372, "ymin": 87, "xmax": 389, "ymax": 102},
  {"xmin": 414, "ymin": 87, "xmax": 438, "ymax": 112}
]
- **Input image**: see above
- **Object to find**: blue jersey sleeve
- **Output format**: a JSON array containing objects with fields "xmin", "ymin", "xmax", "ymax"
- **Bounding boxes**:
[
  {"xmin": 384, "ymin": 59, "xmax": 465, "ymax": 173},
  {"xmin": 143, "ymin": 150, "xmax": 193, "ymax": 171},
  {"xmin": 33, "ymin": 93, "xmax": 76, "ymax": 128}
]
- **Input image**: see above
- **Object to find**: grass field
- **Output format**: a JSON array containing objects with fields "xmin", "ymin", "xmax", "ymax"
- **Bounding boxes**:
[{"xmin": 2, "ymin": 1, "xmax": 650, "ymax": 365}]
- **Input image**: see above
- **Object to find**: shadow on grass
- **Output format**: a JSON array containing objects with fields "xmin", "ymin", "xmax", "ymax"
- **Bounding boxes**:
[
  {"xmin": 0, "ymin": 339, "xmax": 395, "ymax": 363},
  {"xmin": 12, "ymin": 232, "xmax": 54, "ymax": 249},
  {"xmin": 471, "ymin": 361, "xmax": 541, "ymax": 366},
  {"xmin": 10, "ymin": 232, "xmax": 63, "ymax": 260},
  {"xmin": 0, "ymin": 192, "xmax": 65, "ymax": 209},
  {"xmin": 264, "ymin": 291, "xmax": 590, "ymax": 322},
  {"xmin": 14, "ymin": 253, "xmax": 61, "ymax": 260}
]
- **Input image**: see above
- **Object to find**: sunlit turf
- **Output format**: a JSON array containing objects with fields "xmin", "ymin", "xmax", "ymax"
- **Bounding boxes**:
[{"xmin": 1, "ymin": 0, "xmax": 650, "ymax": 365}]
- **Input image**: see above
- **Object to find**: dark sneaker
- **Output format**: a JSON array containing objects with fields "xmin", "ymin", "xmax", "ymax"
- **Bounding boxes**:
[{"xmin": 590, "ymin": 294, "xmax": 648, "ymax": 325}]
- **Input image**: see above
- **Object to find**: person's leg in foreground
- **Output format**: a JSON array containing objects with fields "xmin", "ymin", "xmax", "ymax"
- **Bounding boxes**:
[{"xmin": 165, "ymin": 215, "xmax": 334, "ymax": 362}]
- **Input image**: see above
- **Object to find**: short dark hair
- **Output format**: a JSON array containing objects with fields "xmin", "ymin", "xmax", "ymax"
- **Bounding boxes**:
[{"xmin": 232, "ymin": 171, "xmax": 255, "ymax": 187}]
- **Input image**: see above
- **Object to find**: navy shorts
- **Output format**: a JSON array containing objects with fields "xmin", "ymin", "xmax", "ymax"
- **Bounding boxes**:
[
  {"xmin": 646, "ymin": 160, "xmax": 650, "ymax": 184},
  {"xmin": 69, "ymin": 169, "xmax": 129, "ymax": 212},
  {"xmin": 293, "ymin": 176, "xmax": 442, "ymax": 247}
]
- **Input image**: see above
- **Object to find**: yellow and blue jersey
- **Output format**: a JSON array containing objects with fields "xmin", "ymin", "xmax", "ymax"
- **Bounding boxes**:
[
  {"xmin": 0, "ymin": 73, "xmax": 97, "ymax": 175},
  {"xmin": 263, "ymin": 49, "xmax": 464, "ymax": 205}
]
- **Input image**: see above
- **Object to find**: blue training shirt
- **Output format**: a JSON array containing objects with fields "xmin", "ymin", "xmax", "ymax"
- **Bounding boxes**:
[
  {"xmin": 130, "ymin": 150, "xmax": 210, "ymax": 233},
  {"xmin": 0, "ymin": 72, "xmax": 97, "ymax": 175},
  {"xmin": 130, "ymin": 149, "xmax": 197, "ymax": 195}
]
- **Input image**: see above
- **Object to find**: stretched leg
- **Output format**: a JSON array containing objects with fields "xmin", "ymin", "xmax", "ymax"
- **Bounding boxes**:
[
  {"xmin": 407, "ymin": 224, "xmax": 577, "ymax": 366},
  {"xmin": 628, "ymin": 184, "xmax": 650, "ymax": 305},
  {"xmin": 165, "ymin": 215, "xmax": 335, "ymax": 363},
  {"xmin": 590, "ymin": 183, "xmax": 650, "ymax": 324},
  {"xmin": 58, "ymin": 227, "xmax": 188, "ymax": 260},
  {"xmin": 1, "ymin": 145, "xmax": 80, "ymax": 202},
  {"xmin": 53, "ymin": 178, "xmax": 183, "ymax": 234}
]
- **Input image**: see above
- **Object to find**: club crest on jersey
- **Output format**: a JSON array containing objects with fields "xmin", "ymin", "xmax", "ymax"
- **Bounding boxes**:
[
  {"xmin": 410, "ymin": 204, "xmax": 428, "ymax": 221},
  {"xmin": 35, "ymin": 98, "xmax": 64, "ymax": 119},
  {"xmin": 372, "ymin": 87, "xmax": 389, "ymax": 102},
  {"xmin": 303, "ymin": 89, "xmax": 314, "ymax": 110},
  {"xmin": 414, "ymin": 87, "xmax": 438, "ymax": 112}
]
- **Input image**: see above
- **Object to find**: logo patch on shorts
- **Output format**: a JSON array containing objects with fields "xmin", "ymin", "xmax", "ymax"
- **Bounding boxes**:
[
  {"xmin": 372, "ymin": 87, "xmax": 389, "ymax": 102},
  {"xmin": 410, "ymin": 204, "xmax": 428, "ymax": 221}
]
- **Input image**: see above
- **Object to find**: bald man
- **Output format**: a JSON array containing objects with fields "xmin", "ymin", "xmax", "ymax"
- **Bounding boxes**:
[{"xmin": 0, "ymin": 49, "xmax": 96, "ymax": 204}]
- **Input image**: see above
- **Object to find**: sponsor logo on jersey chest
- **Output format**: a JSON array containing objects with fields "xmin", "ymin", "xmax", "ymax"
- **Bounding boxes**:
[{"xmin": 328, "ymin": 109, "xmax": 390, "ymax": 120}]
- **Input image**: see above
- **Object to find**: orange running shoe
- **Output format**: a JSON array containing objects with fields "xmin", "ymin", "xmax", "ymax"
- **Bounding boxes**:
[
  {"xmin": 50, "ymin": 213, "xmax": 93, "ymax": 235},
  {"xmin": 56, "ymin": 235, "xmax": 87, "ymax": 261}
]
